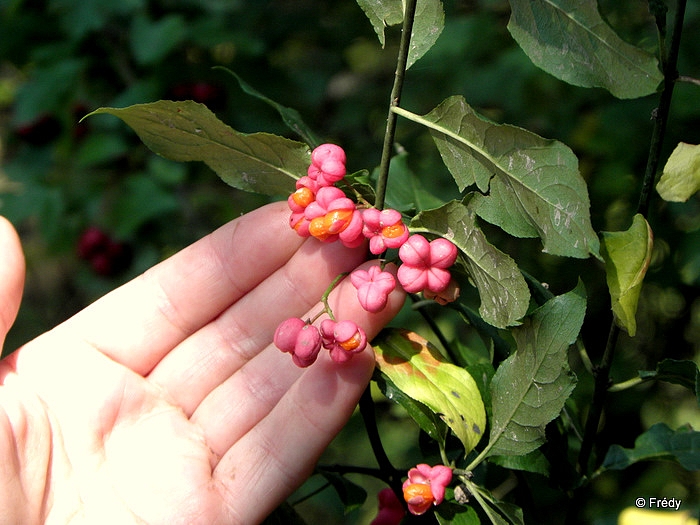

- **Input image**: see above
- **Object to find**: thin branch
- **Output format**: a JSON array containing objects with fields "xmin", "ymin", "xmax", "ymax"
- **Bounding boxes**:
[
  {"xmin": 374, "ymin": 0, "xmax": 417, "ymax": 210},
  {"xmin": 358, "ymin": 387, "xmax": 404, "ymax": 504},
  {"xmin": 577, "ymin": 324, "xmax": 621, "ymax": 474},
  {"xmin": 637, "ymin": 0, "xmax": 687, "ymax": 217},
  {"xmin": 577, "ymin": 0, "xmax": 688, "ymax": 478},
  {"xmin": 677, "ymin": 75, "xmax": 700, "ymax": 87}
]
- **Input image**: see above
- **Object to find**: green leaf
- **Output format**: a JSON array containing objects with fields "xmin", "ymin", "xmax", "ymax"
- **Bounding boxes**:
[
  {"xmin": 656, "ymin": 142, "xmax": 700, "ymax": 202},
  {"xmin": 373, "ymin": 328, "xmax": 486, "ymax": 455},
  {"xmin": 506, "ymin": 0, "xmax": 662, "ymax": 99},
  {"xmin": 86, "ymin": 101, "xmax": 309, "ymax": 196},
  {"xmin": 638, "ymin": 359, "xmax": 699, "ymax": 404},
  {"xmin": 216, "ymin": 68, "xmax": 322, "ymax": 147},
  {"xmin": 356, "ymin": 0, "xmax": 403, "ymax": 48},
  {"xmin": 465, "ymin": 481, "xmax": 525, "ymax": 525},
  {"xmin": 381, "ymin": 152, "xmax": 444, "ymax": 212},
  {"xmin": 356, "ymin": 0, "xmax": 444, "ymax": 68},
  {"xmin": 393, "ymin": 98, "xmax": 600, "ymax": 259},
  {"xmin": 317, "ymin": 471, "xmax": 367, "ymax": 514},
  {"xmin": 485, "ymin": 283, "xmax": 584, "ymax": 458},
  {"xmin": 408, "ymin": 0, "xmax": 445, "ymax": 69},
  {"xmin": 489, "ymin": 449, "xmax": 550, "ymax": 477},
  {"xmin": 600, "ymin": 423, "xmax": 700, "ymax": 472},
  {"xmin": 600, "ymin": 214, "xmax": 653, "ymax": 336},
  {"xmin": 410, "ymin": 199, "xmax": 530, "ymax": 328},
  {"xmin": 344, "ymin": 169, "xmax": 376, "ymax": 206},
  {"xmin": 373, "ymin": 368, "xmax": 449, "ymax": 445},
  {"xmin": 436, "ymin": 501, "xmax": 481, "ymax": 525}
]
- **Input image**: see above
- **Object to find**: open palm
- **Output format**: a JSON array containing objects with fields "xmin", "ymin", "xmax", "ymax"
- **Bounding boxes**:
[{"xmin": 0, "ymin": 202, "xmax": 404, "ymax": 524}]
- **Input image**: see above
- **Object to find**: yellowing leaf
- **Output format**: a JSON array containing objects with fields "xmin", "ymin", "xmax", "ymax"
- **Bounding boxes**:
[
  {"xmin": 601, "ymin": 214, "xmax": 654, "ymax": 336},
  {"xmin": 657, "ymin": 142, "xmax": 700, "ymax": 202},
  {"xmin": 373, "ymin": 329, "xmax": 486, "ymax": 455}
]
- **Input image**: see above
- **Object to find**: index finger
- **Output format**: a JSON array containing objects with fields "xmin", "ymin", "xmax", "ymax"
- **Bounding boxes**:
[{"xmin": 53, "ymin": 201, "xmax": 305, "ymax": 374}]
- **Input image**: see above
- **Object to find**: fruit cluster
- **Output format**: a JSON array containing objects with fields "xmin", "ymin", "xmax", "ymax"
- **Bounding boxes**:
[{"xmin": 275, "ymin": 144, "xmax": 459, "ymax": 368}]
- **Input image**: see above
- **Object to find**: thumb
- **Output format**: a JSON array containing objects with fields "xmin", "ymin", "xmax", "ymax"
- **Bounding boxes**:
[{"xmin": 0, "ymin": 217, "xmax": 25, "ymax": 354}]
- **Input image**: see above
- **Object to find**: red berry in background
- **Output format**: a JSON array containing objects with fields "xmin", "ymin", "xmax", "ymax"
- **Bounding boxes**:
[
  {"xmin": 190, "ymin": 82, "xmax": 223, "ymax": 105},
  {"xmin": 90, "ymin": 252, "xmax": 114, "ymax": 277},
  {"xmin": 169, "ymin": 82, "xmax": 226, "ymax": 110},
  {"xmin": 77, "ymin": 227, "xmax": 132, "ymax": 277},
  {"xmin": 77, "ymin": 226, "xmax": 110, "ymax": 260},
  {"xmin": 15, "ymin": 114, "xmax": 62, "ymax": 146}
]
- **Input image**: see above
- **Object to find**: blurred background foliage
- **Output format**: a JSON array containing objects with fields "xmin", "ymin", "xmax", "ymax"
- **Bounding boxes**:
[{"xmin": 0, "ymin": 0, "xmax": 699, "ymax": 523}]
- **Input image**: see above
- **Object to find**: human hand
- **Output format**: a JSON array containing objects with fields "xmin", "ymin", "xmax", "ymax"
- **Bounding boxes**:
[{"xmin": 0, "ymin": 202, "xmax": 405, "ymax": 524}]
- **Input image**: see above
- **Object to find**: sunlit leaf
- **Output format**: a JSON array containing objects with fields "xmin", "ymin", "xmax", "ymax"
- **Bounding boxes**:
[
  {"xmin": 356, "ymin": 0, "xmax": 444, "ymax": 68},
  {"xmin": 373, "ymin": 368, "xmax": 449, "ymax": 444},
  {"xmin": 486, "ymin": 283, "xmax": 584, "ymax": 458},
  {"xmin": 656, "ymin": 142, "xmax": 700, "ymax": 202},
  {"xmin": 507, "ymin": 0, "xmax": 662, "ymax": 99},
  {"xmin": 393, "ymin": 98, "xmax": 600, "ymax": 259},
  {"xmin": 410, "ymin": 199, "xmax": 530, "ymax": 328},
  {"xmin": 600, "ymin": 422, "xmax": 700, "ymax": 472},
  {"xmin": 601, "ymin": 214, "xmax": 653, "ymax": 336},
  {"xmin": 373, "ymin": 328, "xmax": 486, "ymax": 455},
  {"xmin": 86, "ymin": 101, "xmax": 308, "ymax": 196}
]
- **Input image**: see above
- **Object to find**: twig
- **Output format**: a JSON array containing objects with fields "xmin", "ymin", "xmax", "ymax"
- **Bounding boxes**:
[
  {"xmin": 576, "ymin": 0, "xmax": 688, "ymax": 478},
  {"xmin": 374, "ymin": 0, "xmax": 418, "ymax": 210},
  {"xmin": 677, "ymin": 75, "xmax": 700, "ymax": 87}
]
